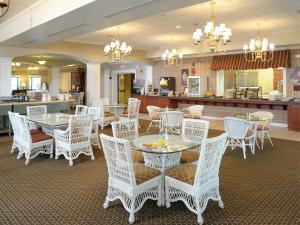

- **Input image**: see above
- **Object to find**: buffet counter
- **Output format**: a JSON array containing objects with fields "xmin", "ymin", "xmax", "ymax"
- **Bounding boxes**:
[
  {"xmin": 0, "ymin": 100, "xmax": 73, "ymax": 133},
  {"xmin": 133, "ymin": 95, "xmax": 300, "ymax": 131}
]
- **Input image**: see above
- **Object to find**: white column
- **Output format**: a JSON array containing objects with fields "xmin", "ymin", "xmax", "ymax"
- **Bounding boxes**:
[
  {"xmin": 86, "ymin": 63, "xmax": 101, "ymax": 106},
  {"xmin": 216, "ymin": 70, "xmax": 225, "ymax": 96},
  {"xmin": 144, "ymin": 65, "xmax": 153, "ymax": 94},
  {"xmin": 49, "ymin": 67, "xmax": 60, "ymax": 95},
  {"xmin": 0, "ymin": 57, "xmax": 12, "ymax": 96},
  {"xmin": 282, "ymin": 68, "xmax": 287, "ymax": 97}
]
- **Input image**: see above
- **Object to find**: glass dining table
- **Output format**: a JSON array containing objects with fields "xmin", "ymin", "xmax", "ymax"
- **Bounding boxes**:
[
  {"xmin": 130, "ymin": 133, "xmax": 200, "ymax": 205},
  {"xmin": 27, "ymin": 113, "xmax": 71, "ymax": 128},
  {"xmin": 105, "ymin": 104, "xmax": 126, "ymax": 116}
]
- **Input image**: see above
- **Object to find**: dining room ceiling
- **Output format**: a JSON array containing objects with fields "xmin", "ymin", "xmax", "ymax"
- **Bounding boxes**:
[
  {"xmin": 68, "ymin": 0, "xmax": 300, "ymax": 57},
  {"xmin": 13, "ymin": 53, "xmax": 83, "ymax": 68}
]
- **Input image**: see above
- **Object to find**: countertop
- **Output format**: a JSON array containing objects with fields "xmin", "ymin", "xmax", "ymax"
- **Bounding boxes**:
[
  {"xmin": 132, "ymin": 95, "xmax": 300, "ymax": 105},
  {"xmin": 0, "ymin": 99, "xmax": 74, "ymax": 106}
]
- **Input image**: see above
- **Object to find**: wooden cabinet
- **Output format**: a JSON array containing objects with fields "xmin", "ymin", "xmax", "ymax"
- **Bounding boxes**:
[
  {"xmin": 288, "ymin": 104, "xmax": 300, "ymax": 131},
  {"xmin": 133, "ymin": 95, "xmax": 176, "ymax": 113},
  {"xmin": 71, "ymin": 68, "xmax": 85, "ymax": 92}
]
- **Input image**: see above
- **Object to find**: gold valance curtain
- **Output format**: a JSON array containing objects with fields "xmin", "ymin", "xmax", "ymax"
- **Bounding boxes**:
[{"xmin": 211, "ymin": 50, "xmax": 290, "ymax": 71}]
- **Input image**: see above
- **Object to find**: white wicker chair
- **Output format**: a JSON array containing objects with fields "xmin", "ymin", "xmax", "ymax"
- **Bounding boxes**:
[
  {"xmin": 14, "ymin": 114, "xmax": 53, "ymax": 165},
  {"xmin": 54, "ymin": 114, "xmax": 94, "ymax": 166},
  {"xmin": 112, "ymin": 119, "xmax": 139, "ymax": 140},
  {"xmin": 146, "ymin": 105, "xmax": 161, "ymax": 132},
  {"xmin": 71, "ymin": 92, "xmax": 80, "ymax": 109},
  {"xmin": 120, "ymin": 99, "xmax": 141, "ymax": 121},
  {"xmin": 160, "ymin": 111, "xmax": 183, "ymax": 134},
  {"xmin": 180, "ymin": 119, "xmax": 209, "ymax": 163},
  {"xmin": 165, "ymin": 133, "xmax": 228, "ymax": 225},
  {"xmin": 27, "ymin": 105, "xmax": 46, "ymax": 130},
  {"xmin": 79, "ymin": 92, "xmax": 85, "ymax": 105},
  {"xmin": 8, "ymin": 111, "xmax": 19, "ymax": 153},
  {"xmin": 184, "ymin": 105, "xmax": 204, "ymax": 119},
  {"xmin": 98, "ymin": 105, "xmax": 116, "ymax": 130},
  {"xmin": 224, "ymin": 117, "xmax": 257, "ymax": 159},
  {"xmin": 111, "ymin": 119, "xmax": 144, "ymax": 163},
  {"xmin": 92, "ymin": 97, "xmax": 109, "ymax": 111},
  {"xmin": 250, "ymin": 111, "xmax": 273, "ymax": 149},
  {"xmin": 26, "ymin": 105, "xmax": 52, "ymax": 135},
  {"xmin": 100, "ymin": 134, "xmax": 162, "ymax": 224},
  {"xmin": 75, "ymin": 105, "xmax": 88, "ymax": 115},
  {"xmin": 87, "ymin": 107, "xmax": 101, "ymax": 147}
]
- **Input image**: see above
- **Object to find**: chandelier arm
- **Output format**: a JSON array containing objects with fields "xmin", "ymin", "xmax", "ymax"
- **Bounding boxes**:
[
  {"xmin": 265, "ymin": 51, "xmax": 274, "ymax": 62},
  {"xmin": 244, "ymin": 52, "xmax": 254, "ymax": 62}
]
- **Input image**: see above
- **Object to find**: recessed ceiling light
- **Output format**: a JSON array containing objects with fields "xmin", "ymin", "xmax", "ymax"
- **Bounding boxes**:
[
  {"xmin": 37, "ymin": 60, "xmax": 47, "ymax": 65},
  {"xmin": 175, "ymin": 25, "xmax": 181, "ymax": 29}
]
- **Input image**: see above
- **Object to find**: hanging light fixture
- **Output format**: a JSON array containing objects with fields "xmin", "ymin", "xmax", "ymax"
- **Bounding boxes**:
[
  {"xmin": 192, "ymin": 0, "xmax": 232, "ymax": 52},
  {"xmin": 0, "ymin": 0, "xmax": 9, "ymax": 17},
  {"xmin": 243, "ymin": 23, "xmax": 275, "ymax": 62},
  {"xmin": 37, "ymin": 56, "xmax": 47, "ymax": 65},
  {"xmin": 104, "ymin": 27, "xmax": 132, "ymax": 63},
  {"xmin": 162, "ymin": 38, "xmax": 184, "ymax": 66}
]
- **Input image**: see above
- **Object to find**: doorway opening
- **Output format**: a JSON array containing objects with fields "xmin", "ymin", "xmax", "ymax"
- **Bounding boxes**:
[{"xmin": 118, "ymin": 73, "xmax": 135, "ymax": 104}]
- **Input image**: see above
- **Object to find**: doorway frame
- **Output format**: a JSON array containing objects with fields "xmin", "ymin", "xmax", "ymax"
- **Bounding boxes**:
[{"xmin": 111, "ymin": 69, "xmax": 136, "ymax": 103}]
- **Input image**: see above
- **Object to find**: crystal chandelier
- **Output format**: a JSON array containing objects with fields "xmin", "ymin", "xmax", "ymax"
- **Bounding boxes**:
[
  {"xmin": 192, "ymin": 0, "xmax": 232, "ymax": 52},
  {"xmin": 243, "ymin": 23, "xmax": 275, "ymax": 62},
  {"xmin": 162, "ymin": 48, "xmax": 183, "ymax": 66},
  {"xmin": 104, "ymin": 27, "xmax": 132, "ymax": 63}
]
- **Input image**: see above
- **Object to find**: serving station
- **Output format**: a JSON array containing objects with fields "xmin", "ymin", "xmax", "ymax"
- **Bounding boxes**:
[{"xmin": 133, "ymin": 95, "xmax": 300, "ymax": 131}]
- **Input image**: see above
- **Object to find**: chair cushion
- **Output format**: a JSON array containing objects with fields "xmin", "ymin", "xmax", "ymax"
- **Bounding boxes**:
[
  {"xmin": 184, "ymin": 114, "xmax": 201, "ymax": 119},
  {"xmin": 246, "ymin": 129, "xmax": 254, "ymax": 137},
  {"xmin": 30, "ymin": 129, "xmax": 42, "ymax": 135},
  {"xmin": 180, "ymin": 150, "xmax": 199, "ymax": 163},
  {"xmin": 104, "ymin": 112, "xmax": 114, "ymax": 117},
  {"xmin": 31, "ymin": 132, "xmax": 52, "ymax": 143},
  {"xmin": 133, "ymin": 163, "xmax": 160, "ymax": 185},
  {"xmin": 257, "ymin": 124, "xmax": 269, "ymax": 130},
  {"xmin": 165, "ymin": 163, "xmax": 196, "ymax": 185},
  {"xmin": 132, "ymin": 151, "xmax": 144, "ymax": 163},
  {"xmin": 151, "ymin": 115, "xmax": 160, "ymax": 120}
]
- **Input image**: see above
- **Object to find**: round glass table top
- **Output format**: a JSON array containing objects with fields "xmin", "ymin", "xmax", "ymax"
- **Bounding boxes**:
[{"xmin": 130, "ymin": 134, "xmax": 200, "ymax": 154}]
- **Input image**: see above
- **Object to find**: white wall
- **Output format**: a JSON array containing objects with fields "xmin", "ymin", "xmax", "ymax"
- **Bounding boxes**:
[
  {"xmin": 0, "ymin": 57, "xmax": 12, "ymax": 96},
  {"xmin": 49, "ymin": 67, "xmax": 60, "ymax": 95},
  {"xmin": 86, "ymin": 63, "xmax": 101, "ymax": 106}
]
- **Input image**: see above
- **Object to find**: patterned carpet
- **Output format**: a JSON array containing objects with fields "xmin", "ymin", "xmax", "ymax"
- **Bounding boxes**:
[{"xmin": 0, "ymin": 120, "xmax": 299, "ymax": 225}]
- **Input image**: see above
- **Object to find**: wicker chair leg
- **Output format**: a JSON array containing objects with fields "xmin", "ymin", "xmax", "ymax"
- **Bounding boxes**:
[
  {"xmin": 17, "ymin": 153, "xmax": 22, "ymax": 159},
  {"xmin": 129, "ymin": 196, "xmax": 136, "ymax": 224},
  {"xmin": 242, "ymin": 140, "xmax": 246, "ymax": 159},
  {"xmin": 103, "ymin": 198, "xmax": 109, "ymax": 209},
  {"xmin": 218, "ymin": 199, "xmax": 224, "ymax": 208},
  {"xmin": 267, "ymin": 132, "xmax": 273, "ymax": 146},
  {"xmin": 197, "ymin": 213, "xmax": 203, "ymax": 225}
]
